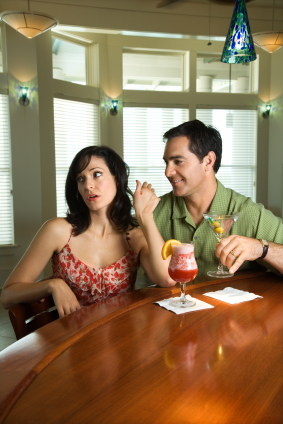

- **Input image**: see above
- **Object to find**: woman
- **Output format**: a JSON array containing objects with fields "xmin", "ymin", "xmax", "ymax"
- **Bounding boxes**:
[{"xmin": 1, "ymin": 146, "xmax": 175, "ymax": 317}]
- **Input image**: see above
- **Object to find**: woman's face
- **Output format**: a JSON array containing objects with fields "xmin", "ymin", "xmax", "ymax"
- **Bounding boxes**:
[{"xmin": 76, "ymin": 156, "xmax": 117, "ymax": 213}]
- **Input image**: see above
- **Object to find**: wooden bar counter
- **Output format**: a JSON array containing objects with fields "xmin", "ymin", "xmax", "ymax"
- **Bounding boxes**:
[{"xmin": 1, "ymin": 270, "xmax": 283, "ymax": 423}]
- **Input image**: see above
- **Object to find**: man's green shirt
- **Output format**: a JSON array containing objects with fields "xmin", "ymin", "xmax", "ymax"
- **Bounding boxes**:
[{"xmin": 154, "ymin": 180, "xmax": 283, "ymax": 276}]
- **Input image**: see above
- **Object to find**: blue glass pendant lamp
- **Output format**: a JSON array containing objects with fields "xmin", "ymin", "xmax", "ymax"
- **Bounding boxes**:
[{"xmin": 221, "ymin": 0, "xmax": 257, "ymax": 64}]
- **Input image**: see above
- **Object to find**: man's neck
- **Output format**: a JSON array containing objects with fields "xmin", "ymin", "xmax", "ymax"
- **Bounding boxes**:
[{"xmin": 184, "ymin": 178, "xmax": 218, "ymax": 227}]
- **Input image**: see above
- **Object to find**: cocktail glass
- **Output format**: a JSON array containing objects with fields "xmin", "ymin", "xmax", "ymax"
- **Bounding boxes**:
[
  {"xmin": 202, "ymin": 211, "xmax": 240, "ymax": 278},
  {"xmin": 169, "ymin": 242, "xmax": 198, "ymax": 308}
]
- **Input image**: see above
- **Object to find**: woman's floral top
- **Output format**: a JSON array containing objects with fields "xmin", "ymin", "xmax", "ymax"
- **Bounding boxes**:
[{"xmin": 51, "ymin": 233, "xmax": 139, "ymax": 307}]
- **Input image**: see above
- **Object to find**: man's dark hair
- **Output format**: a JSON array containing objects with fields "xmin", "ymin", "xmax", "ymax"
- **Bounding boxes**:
[
  {"xmin": 163, "ymin": 119, "xmax": 222, "ymax": 173},
  {"xmin": 65, "ymin": 145, "xmax": 138, "ymax": 236}
]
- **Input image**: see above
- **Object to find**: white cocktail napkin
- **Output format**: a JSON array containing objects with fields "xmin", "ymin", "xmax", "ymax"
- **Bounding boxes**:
[
  {"xmin": 203, "ymin": 287, "xmax": 263, "ymax": 304},
  {"xmin": 155, "ymin": 296, "xmax": 214, "ymax": 315}
]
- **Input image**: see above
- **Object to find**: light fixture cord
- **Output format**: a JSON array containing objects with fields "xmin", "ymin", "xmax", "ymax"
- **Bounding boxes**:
[
  {"xmin": 209, "ymin": 1, "xmax": 211, "ymax": 41},
  {"xmin": 207, "ymin": 1, "xmax": 212, "ymax": 46}
]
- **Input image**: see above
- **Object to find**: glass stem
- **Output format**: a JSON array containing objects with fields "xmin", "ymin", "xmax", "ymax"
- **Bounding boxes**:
[
  {"xmin": 180, "ymin": 283, "xmax": 187, "ymax": 301},
  {"xmin": 218, "ymin": 258, "xmax": 224, "ymax": 273}
]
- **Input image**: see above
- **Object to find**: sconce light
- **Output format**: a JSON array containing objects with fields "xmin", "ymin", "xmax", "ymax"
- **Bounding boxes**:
[
  {"xmin": 19, "ymin": 87, "xmax": 29, "ymax": 106},
  {"xmin": 110, "ymin": 100, "xmax": 118, "ymax": 116},
  {"xmin": 262, "ymin": 104, "xmax": 271, "ymax": 118}
]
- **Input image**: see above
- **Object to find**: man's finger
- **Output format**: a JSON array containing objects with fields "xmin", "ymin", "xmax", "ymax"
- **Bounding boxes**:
[{"xmin": 229, "ymin": 255, "xmax": 245, "ymax": 274}]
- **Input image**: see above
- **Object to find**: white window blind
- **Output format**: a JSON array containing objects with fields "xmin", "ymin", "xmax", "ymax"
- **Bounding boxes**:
[
  {"xmin": 54, "ymin": 98, "xmax": 100, "ymax": 217},
  {"xmin": 0, "ymin": 94, "xmax": 14, "ymax": 244},
  {"xmin": 123, "ymin": 107, "xmax": 189, "ymax": 196},
  {"xmin": 196, "ymin": 109, "xmax": 257, "ymax": 201}
]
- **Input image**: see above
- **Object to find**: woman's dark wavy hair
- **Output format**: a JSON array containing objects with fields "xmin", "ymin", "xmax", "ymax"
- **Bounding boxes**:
[
  {"xmin": 163, "ymin": 119, "xmax": 222, "ymax": 173},
  {"xmin": 65, "ymin": 145, "xmax": 138, "ymax": 236}
]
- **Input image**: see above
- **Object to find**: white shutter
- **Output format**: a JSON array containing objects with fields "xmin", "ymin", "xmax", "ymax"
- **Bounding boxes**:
[
  {"xmin": 123, "ymin": 107, "xmax": 189, "ymax": 196},
  {"xmin": 54, "ymin": 98, "xmax": 100, "ymax": 217},
  {"xmin": 0, "ymin": 95, "xmax": 14, "ymax": 245},
  {"xmin": 196, "ymin": 109, "xmax": 257, "ymax": 200}
]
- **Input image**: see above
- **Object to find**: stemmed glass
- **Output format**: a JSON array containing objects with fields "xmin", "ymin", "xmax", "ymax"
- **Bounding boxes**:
[
  {"xmin": 202, "ymin": 211, "xmax": 240, "ymax": 278},
  {"xmin": 169, "ymin": 242, "xmax": 198, "ymax": 308}
]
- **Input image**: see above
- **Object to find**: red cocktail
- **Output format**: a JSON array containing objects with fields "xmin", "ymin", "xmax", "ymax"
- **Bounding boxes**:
[
  {"xmin": 169, "ymin": 268, "xmax": 198, "ymax": 284},
  {"xmin": 169, "ymin": 242, "xmax": 198, "ymax": 308}
]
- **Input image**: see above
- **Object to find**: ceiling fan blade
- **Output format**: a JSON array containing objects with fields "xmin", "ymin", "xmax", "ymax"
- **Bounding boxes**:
[{"xmin": 156, "ymin": 0, "xmax": 178, "ymax": 8}]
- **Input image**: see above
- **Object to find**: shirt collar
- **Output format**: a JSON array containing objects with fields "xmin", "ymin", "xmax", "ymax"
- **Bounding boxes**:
[
  {"xmin": 171, "ymin": 194, "xmax": 196, "ymax": 229},
  {"xmin": 172, "ymin": 195, "xmax": 189, "ymax": 220},
  {"xmin": 171, "ymin": 179, "xmax": 226, "ymax": 224},
  {"xmin": 209, "ymin": 179, "xmax": 228, "ymax": 214}
]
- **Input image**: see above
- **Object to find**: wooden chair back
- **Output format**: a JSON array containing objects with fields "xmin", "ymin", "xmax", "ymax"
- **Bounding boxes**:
[{"xmin": 9, "ymin": 295, "xmax": 59, "ymax": 340}]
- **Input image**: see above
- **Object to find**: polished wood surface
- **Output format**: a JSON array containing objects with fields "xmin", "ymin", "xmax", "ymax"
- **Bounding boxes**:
[{"xmin": 1, "ymin": 271, "xmax": 283, "ymax": 423}]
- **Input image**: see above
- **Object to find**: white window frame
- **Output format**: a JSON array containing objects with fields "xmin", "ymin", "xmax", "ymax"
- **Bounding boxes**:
[
  {"xmin": 54, "ymin": 96, "xmax": 100, "ymax": 217},
  {"xmin": 123, "ymin": 106, "xmax": 189, "ymax": 197},
  {"xmin": 196, "ymin": 107, "xmax": 257, "ymax": 201},
  {"xmin": 0, "ymin": 93, "xmax": 14, "ymax": 245}
]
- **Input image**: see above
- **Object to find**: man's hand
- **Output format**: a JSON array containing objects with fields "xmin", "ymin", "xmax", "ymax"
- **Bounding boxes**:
[{"xmin": 215, "ymin": 235, "xmax": 264, "ymax": 274}]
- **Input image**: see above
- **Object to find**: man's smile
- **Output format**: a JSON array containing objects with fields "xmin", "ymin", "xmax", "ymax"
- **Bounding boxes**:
[{"xmin": 169, "ymin": 178, "xmax": 183, "ymax": 184}]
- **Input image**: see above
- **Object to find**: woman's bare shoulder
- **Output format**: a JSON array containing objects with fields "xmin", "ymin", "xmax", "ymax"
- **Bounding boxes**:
[
  {"xmin": 39, "ymin": 218, "xmax": 72, "ymax": 248},
  {"xmin": 127, "ymin": 227, "xmax": 146, "ymax": 253},
  {"xmin": 128, "ymin": 227, "xmax": 143, "ymax": 238},
  {"xmin": 43, "ymin": 217, "xmax": 70, "ymax": 231}
]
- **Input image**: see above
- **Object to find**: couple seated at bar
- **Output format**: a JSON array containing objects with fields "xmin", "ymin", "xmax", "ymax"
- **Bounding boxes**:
[{"xmin": 1, "ymin": 120, "xmax": 283, "ymax": 317}]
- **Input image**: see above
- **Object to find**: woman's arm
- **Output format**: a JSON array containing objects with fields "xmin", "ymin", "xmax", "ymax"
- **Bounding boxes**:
[
  {"xmin": 132, "ymin": 181, "xmax": 176, "ymax": 287},
  {"xmin": 0, "ymin": 219, "xmax": 81, "ymax": 317}
]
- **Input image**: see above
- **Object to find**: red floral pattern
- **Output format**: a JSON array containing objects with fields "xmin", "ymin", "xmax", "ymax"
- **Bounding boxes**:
[{"xmin": 51, "ymin": 244, "xmax": 139, "ymax": 307}]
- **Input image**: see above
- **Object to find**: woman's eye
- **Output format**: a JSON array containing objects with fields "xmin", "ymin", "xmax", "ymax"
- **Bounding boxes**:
[
  {"xmin": 77, "ymin": 176, "xmax": 84, "ymax": 183},
  {"xmin": 175, "ymin": 160, "xmax": 182, "ymax": 165},
  {"xmin": 94, "ymin": 172, "xmax": 102, "ymax": 177}
]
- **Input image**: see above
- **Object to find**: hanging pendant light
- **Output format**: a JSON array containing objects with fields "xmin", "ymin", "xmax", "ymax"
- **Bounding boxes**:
[
  {"xmin": 253, "ymin": 0, "xmax": 283, "ymax": 53},
  {"xmin": 221, "ymin": 0, "xmax": 256, "ymax": 64},
  {"xmin": 0, "ymin": 0, "xmax": 58, "ymax": 39}
]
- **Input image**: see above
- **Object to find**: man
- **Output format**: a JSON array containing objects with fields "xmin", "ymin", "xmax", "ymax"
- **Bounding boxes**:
[{"xmin": 153, "ymin": 119, "xmax": 283, "ymax": 276}]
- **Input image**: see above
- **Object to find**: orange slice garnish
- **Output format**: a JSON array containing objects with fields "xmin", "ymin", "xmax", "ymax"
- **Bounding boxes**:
[{"xmin": 161, "ymin": 239, "xmax": 182, "ymax": 260}]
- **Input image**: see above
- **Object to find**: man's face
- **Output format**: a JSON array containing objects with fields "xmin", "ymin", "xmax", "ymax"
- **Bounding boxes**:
[{"xmin": 163, "ymin": 136, "xmax": 207, "ymax": 198}]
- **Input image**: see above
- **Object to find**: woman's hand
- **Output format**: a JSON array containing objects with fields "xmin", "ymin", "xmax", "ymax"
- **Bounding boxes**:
[
  {"xmin": 133, "ymin": 180, "xmax": 160, "ymax": 219},
  {"xmin": 49, "ymin": 279, "xmax": 81, "ymax": 318}
]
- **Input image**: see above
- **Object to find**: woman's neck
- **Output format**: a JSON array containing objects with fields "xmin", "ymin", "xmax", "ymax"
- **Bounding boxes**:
[{"xmin": 88, "ymin": 210, "xmax": 118, "ymax": 237}]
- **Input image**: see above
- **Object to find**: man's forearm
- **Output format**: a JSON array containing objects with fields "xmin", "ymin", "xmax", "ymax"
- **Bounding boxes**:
[{"xmin": 262, "ymin": 242, "xmax": 283, "ymax": 274}]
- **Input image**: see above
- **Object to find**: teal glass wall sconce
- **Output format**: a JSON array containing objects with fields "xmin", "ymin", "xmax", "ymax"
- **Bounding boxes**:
[
  {"xmin": 110, "ymin": 100, "xmax": 118, "ymax": 115},
  {"xmin": 262, "ymin": 104, "xmax": 271, "ymax": 118},
  {"xmin": 19, "ymin": 87, "xmax": 29, "ymax": 106},
  {"xmin": 221, "ymin": 0, "xmax": 257, "ymax": 64}
]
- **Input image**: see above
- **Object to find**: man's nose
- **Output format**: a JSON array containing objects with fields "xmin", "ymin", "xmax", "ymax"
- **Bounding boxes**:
[{"xmin": 165, "ymin": 163, "xmax": 175, "ymax": 178}]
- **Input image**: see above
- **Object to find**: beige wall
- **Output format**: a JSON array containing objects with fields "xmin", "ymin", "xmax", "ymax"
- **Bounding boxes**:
[{"xmin": 0, "ymin": 0, "xmax": 282, "ymax": 287}]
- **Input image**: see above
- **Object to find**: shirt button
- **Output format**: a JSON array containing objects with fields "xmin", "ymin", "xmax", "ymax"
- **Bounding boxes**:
[{"xmin": 194, "ymin": 236, "xmax": 198, "ymax": 240}]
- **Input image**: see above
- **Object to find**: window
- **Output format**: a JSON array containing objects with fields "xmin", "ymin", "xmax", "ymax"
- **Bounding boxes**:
[
  {"xmin": 52, "ymin": 37, "xmax": 86, "ymax": 85},
  {"xmin": 123, "ymin": 107, "xmax": 189, "ymax": 196},
  {"xmin": 196, "ymin": 109, "xmax": 257, "ymax": 200},
  {"xmin": 123, "ymin": 51, "xmax": 184, "ymax": 91},
  {"xmin": 54, "ymin": 98, "xmax": 100, "ymax": 217},
  {"xmin": 0, "ymin": 95, "xmax": 13, "ymax": 244},
  {"xmin": 196, "ymin": 52, "xmax": 258, "ymax": 94}
]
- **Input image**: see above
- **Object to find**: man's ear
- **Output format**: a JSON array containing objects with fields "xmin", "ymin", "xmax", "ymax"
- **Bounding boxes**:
[{"xmin": 204, "ymin": 151, "xmax": 216, "ymax": 171}]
